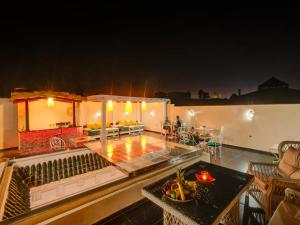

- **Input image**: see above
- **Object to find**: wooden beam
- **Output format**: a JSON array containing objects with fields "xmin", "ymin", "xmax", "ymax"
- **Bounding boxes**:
[
  {"xmin": 25, "ymin": 100, "xmax": 30, "ymax": 131},
  {"xmin": 13, "ymin": 97, "xmax": 81, "ymax": 104},
  {"xmin": 72, "ymin": 101, "xmax": 76, "ymax": 127}
]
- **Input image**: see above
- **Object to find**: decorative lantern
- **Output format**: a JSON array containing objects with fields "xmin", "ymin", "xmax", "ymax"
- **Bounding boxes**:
[
  {"xmin": 47, "ymin": 97, "xmax": 54, "ymax": 107},
  {"xmin": 125, "ymin": 101, "xmax": 132, "ymax": 113},
  {"xmin": 141, "ymin": 101, "xmax": 147, "ymax": 111},
  {"xmin": 106, "ymin": 100, "xmax": 114, "ymax": 112},
  {"xmin": 195, "ymin": 171, "xmax": 216, "ymax": 183}
]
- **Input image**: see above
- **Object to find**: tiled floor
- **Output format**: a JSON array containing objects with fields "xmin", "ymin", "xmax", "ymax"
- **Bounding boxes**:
[
  {"xmin": 86, "ymin": 135, "xmax": 199, "ymax": 174},
  {"xmin": 95, "ymin": 135, "xmax": 274, "ymax": 225},
  {"xmin": 0, "ymin": 132, "xmax": 274, "ymax": 225}
]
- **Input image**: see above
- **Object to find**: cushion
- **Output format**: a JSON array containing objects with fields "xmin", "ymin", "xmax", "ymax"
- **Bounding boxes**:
[
  {"xmin": 278, "ymin": 146, "xmax": 300, "ymax": 178},
  {"xmin": 268, "ymin": 201, "xmax": 300, "ymax": 225},
  {"xmin": 290, "ymin": 170, "xmax": 300, "ymax": 179},
  {"xmin": 207, "ymin": 141, "xmax": 221, "ymax": 147}
]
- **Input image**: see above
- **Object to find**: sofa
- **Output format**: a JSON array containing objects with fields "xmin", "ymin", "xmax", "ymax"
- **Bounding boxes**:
[{"xmin": 83, "ymin": 120, "xmax": 144, "ymax": 138}]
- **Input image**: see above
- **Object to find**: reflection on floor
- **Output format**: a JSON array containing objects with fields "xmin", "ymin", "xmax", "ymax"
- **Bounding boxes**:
[
  {"xmin": 95, "ymin": 140, "xmax": 274, "ymax": 225},
  {"xmin": 85, "ymin": 135, "xmax": 197, "ymax": 174}
]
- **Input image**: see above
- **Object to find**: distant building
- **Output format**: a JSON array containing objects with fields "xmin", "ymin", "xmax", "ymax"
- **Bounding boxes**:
[
  {"xmin": 167, "ymin": 91, "xmax": 191, "ymax": 100},
  {"xmin": 229, "ymin": 77, "xmax": 300, "ymax": 104},
  {"xmin": 258, "ymin": 77, "xmax": 289, "ymax": 91},
  {"xmin": 156, "ymin": 77, "xmax": 300, "ymax": 106},
  {"xmin": 154, "ymin": 92, "xmax": 168, "ymax": 98}
]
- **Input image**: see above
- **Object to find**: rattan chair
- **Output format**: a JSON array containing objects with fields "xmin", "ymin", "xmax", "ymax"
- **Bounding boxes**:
[
  {"xmin": 247, "ymin": 141, "xmax": 300, "ymax": 218},
  {"xmin": 178, "ymin": 131, "xmax": 196, "ymax": 146},
  {"xmin": 268, "ymin": 188, "xmax": 300, "ymax": 225},
  {"xmin": 49, "ymin": 136, "xmax": 66, "ymax": 150}
]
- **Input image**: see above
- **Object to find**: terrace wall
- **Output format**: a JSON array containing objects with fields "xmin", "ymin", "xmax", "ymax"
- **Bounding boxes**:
[
  {"xmin": 0, "ymin": 98, "xmax": 18, "ymax": 149},
  {"xmin": 172, "ymin": 104, "xmax": 300, "ymax": 152},
  {"xmin": 141, "ymin": 102, "xmax": 168, "ymax": 132},
  {"xmin": 1, "ymin": 99, "xmax": 300, "ymax": 152}
]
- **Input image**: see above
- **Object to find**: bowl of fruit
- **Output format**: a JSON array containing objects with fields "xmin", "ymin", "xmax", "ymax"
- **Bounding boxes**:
[{"xmin": 162, "ymin": 169, "xmax": 197, "ymax": 202}]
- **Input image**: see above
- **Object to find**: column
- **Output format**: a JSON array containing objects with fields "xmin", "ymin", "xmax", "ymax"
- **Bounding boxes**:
[
  {"xmin": 25, "ymin": 100, "xmax": 30, "ymax": 131},
  {"xmin": 138, "ymin": 102, "xmax": 142, "ymax": 122},
  {"xmin": 101, "ymin": 100, "xmax": 107, "ymax": 143},
  {"xmin": 72, "ymin": 101, "xmax": 76, "ymax": 126},
  {"xmin": 163, "ymin": 101, "xmax": 168, "ymax": 121},
  {"xmin": 112, "ymin": 101, "xmax": 116, "ymax": 125}
]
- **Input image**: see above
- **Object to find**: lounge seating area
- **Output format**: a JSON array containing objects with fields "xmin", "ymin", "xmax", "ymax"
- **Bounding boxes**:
[
  {"xmin": 248, "ymin": 141, "xmax": 300, "ymax": 218},
  {"xmin": 84, "ymin": 120, "xmax": 145, "ymax": 139},
  {"xmin": 162, "ymin": 121, "xmax": 300, "ymax": 224}
]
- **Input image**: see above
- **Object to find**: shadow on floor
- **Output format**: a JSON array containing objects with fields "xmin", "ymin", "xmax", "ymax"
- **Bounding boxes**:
[
  {"xmin": 95, "ymin": 136, "xmax": 274, "ymax": 225},
  {"xmin": 95, "ymin": 193, "xmax": 268, "ymax": 225}
]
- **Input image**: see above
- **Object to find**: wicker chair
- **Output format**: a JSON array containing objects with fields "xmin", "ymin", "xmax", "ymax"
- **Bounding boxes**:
[
  {"xmin": 247, "ymin": 141, "xmax": 300, "ymax": 218},
  {"xmin": 49, "ymin": 136, "xmax": 66, "ymax": 150},
  {"xmin": 268, "ymin": 188, "xmax": 300, "ymax": 225}
]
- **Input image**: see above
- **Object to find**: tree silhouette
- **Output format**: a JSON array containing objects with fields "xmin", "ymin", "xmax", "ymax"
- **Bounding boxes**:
[{"xmin": 198, "ymin": 89, "xmax": 210, "ymax": 99}]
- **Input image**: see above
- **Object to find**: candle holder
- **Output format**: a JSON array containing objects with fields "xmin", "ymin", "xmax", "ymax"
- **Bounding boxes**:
[{"xmin": 195, "ymin": 170, "xmax": 216, "ymax": 183}]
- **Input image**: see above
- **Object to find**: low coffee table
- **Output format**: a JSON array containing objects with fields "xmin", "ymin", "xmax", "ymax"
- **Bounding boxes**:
[
  {"xmin": 142, "ymin": 161, "xmax": 253, "ymax": 225},
  {"xmin": 69, "ymin": 136, "xmax": 96, "ymax": 148}
]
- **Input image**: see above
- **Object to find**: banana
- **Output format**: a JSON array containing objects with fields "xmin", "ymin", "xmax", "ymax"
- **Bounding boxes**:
[{"xmin": 177, "ymin": 181, "xmax": 185, "ymax": 201}]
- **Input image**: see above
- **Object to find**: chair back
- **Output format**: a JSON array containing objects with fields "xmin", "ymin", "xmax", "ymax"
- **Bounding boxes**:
[
  {"xmin": 179, "ymin": 132, "xmax": 195, "ymax": 145},
  {"xmin": 278, "ymin": 141, "xmax": 300, "ymax": 160},
  {"xmin": 218, "ymin": 126, "xmax": 225, "ymax": 143},
  {"xmin": 49, "ymin": 136, "xmax": 66, "ymax": 150},
  {"xmin": 177, "ymin": 126, "xmax": 189, "ymax": 133}
]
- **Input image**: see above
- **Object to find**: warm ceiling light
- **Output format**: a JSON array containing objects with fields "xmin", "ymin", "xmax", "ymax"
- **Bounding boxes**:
[
  {"xmin": 125, "ymin": 101, "xmax": 132, "ymax": 113},
  {"xmin": 188, "ymin": 109, "xmax": 195, "ymax": 117},
  {"xmin": 150, "ymin": 110, "xmax": 155, "ymax": 117},
  {"xmin": 47, "ymin": 97, "xmax": 54, "ymax": 107},
  {"xmin": 244, "ymin": 109, "xmax": 255, "ymax": 121},
  {"xmin": 106, "ymin": 100, "xmax": 114, "ymax": 112},
  {"xmin": 141, "ymin": 101, "xmax": 146, "ymax": 111}
]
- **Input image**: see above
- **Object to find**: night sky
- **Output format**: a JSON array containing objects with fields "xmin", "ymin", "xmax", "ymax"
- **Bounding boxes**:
[{"xmin": 1, "ymin": 3, "xmax": 300, "ymax": 98}]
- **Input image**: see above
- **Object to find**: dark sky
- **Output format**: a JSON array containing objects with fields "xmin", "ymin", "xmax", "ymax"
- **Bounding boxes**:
[{"xmin": 1, "ymin": 3, "xmax": 300, "ymax": 97}]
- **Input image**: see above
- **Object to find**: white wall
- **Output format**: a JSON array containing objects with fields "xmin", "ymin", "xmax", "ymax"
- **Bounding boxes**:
[
  {"xmin": 0, "ymin": 98, "xmax": 18, "ymax": 149},
  {"xmin": 173, "ymin": 104, "xmax": 300, "ymax": 152},
  {"xmin": 141, "ymin": 102, "xmax": 166, "ymax": 132},
  {"xmin": 3, "ymin": 98, "xmax": 300, "ymax": 152},
  {"xmin": 79, "ymin": 101, "xmax": 102, "ymax": 125},
  {"xmin": 18, "ymin": 99, "xmax": 75, "ymax": 131}
]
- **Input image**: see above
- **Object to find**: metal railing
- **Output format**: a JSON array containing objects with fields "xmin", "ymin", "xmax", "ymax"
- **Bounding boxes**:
[{"xmin": 16, "ymin": 153, "xmax": 112, "ymax": 187}]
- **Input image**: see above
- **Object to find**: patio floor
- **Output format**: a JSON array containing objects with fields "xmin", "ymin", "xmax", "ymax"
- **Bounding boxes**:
[
  {"xmin": 95, "ymin": 132, "xmax": 274, "ymax": 225},
  {"xmin": 0, "ymin": 131, "xmax": 274, "ymax": 224}
]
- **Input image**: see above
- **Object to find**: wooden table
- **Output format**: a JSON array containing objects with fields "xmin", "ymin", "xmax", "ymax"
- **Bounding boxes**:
[
  {"xmin": 69, "ymin": 136, "xmax": 96, "ymax": 148},
  {"xmin": 142, "ymin": 161, "xmax": 253, "ymax": 225}
]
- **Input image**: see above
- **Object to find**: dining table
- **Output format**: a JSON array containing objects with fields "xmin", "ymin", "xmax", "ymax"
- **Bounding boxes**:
[{"xmin": 142, "ymin": 161, "xmax": 253, "ymax": 225}]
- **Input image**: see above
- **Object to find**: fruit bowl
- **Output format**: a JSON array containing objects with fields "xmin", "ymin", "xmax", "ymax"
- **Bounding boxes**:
[{"xmin": 162, "ymin": 169, "xmax": 197, "ymax": 203}]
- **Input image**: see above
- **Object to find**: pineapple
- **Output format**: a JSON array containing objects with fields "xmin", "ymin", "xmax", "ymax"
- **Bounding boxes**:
[{"xmin": 176, "ymin": 168, "xmax": 185, "ymax": 200}]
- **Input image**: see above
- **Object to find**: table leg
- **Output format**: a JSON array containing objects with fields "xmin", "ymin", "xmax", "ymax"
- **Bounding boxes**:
[
  {"xmin": 163, "ymin": 210, "xmax": 187, "ymax": 225},
  {"xmin": 223, "ymin": 199, "xmax": 239, "ymax": 225},
  {"xmin": 162, "ymin": 198, "xmax": 239, "ymax": 225}
]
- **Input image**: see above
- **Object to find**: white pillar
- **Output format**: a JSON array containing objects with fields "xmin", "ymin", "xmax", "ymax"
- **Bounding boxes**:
[
  {"xmin": 112, "ymin": 101, "xmax": 117, "ymax": 125},
  {"xmin": 138, "ymin": 102, "xmax": 142, "ymax": 122},
  {"xmin": 163, "ymin": 101, "xmax": 168, "ymax": 121},
  {"xmin": 101, "ymin": 100, "xmax": 107, "ymax": 143}
]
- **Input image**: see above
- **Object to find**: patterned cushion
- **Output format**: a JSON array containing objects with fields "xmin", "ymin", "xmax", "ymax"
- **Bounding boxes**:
[
  {"xmin": 207, "ymin": 141, "xmax": 221, "ymax": 147},
  {"xmin": 278, "ymin": 146, "xmax": 300, "ymax": 178}
]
